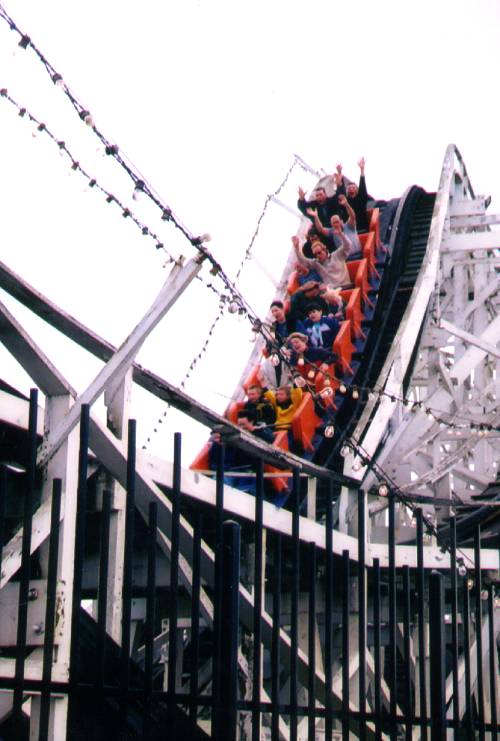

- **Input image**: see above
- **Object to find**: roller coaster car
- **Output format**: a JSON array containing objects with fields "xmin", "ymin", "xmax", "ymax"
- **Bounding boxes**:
[{"xmin": 191, "ymin": 209, "xmax": 382, "ymax": 488}]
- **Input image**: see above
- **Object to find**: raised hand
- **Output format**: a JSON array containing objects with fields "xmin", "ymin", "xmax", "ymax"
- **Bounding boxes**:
[{"xmin": 298, "ymin": 186, "xmax": 306, "ymax": 200}]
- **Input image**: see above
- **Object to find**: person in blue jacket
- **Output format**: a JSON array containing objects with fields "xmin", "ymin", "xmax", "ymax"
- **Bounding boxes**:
[{"xmin": 296, "ymin": 303, "xmax": 340, "ymax": 349}]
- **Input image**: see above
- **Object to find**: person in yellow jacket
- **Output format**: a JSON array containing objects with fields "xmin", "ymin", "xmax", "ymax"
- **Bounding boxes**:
[{"xmin": 264, "ymin": 385, "xmax": 303, "ymax": 431}]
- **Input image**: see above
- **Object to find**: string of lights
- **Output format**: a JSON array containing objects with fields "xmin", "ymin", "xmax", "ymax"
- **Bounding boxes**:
[
  {"xmin": 141, "ymin": 154, "xmax": 320, "ymax": 448},
  {"xmin": 0, "ymin": 6, "xmax": 329, "ymax": 355},
  {"xmin": 0, "ymin": 83, "xmax": 294, "ymax": 392},
  {"xmin": 320, "ymin": 375, "xmax": 500, "ymax": 435},
  {"xmin": 234, "ymin": 158, "xmax": 299, "ymax": 282},
  {"xmin": 0, "ymin": 88, "xmax": 177, "ymax": 264}
]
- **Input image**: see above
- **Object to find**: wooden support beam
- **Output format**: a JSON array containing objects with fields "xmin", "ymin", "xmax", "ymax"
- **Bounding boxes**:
[{"xmin": 439, "ymin": 318, "xmax": 500, "ymax": 360}]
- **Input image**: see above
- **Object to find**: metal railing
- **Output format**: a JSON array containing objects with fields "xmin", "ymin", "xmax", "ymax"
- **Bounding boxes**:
[{"xmin": 0, "ymin": 392, "xmax": 499, "ymax": 739}]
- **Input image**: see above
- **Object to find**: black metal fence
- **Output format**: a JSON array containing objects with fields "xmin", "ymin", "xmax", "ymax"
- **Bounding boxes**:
[{"xmin": 0, "ymin": 392, "xmax": 499, "ymax": 739}]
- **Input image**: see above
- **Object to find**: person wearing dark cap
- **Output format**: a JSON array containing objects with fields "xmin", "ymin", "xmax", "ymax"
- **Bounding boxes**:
[{"xmin": 296, "ymin": 303, "xmax": 340, "ymax": 349}]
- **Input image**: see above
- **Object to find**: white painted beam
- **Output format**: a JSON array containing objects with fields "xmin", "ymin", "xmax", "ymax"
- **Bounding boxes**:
[
  {"xmin": 443, "ymin": 231, "xmax": 500, "ymax": 252},
  {"xmin": 36, "ymin": 255, "xmax": 204, "ymax": 468},
  {"xmin": 450, "ymin": 213, "xmax": 500, "ymax": 229}
]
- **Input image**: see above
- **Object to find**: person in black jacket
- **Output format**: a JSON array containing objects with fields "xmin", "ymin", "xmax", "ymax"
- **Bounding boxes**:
[
  {"xmin": 337, "ymin": 158, "xmax": 369, "ymax": 232},
  {"xmin": 242, "ymin": 385, "xmax": 276, "ymax": 426},
  {"xmin": 208, "ymin": 410, "xmax": 275, "ymax": 496},
  {"xmin": 297, "ymin": 175, "xmax": 345, "ymax": 228}
]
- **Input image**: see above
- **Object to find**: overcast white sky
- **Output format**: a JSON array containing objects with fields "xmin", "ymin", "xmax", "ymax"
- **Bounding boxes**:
[{"xmin": 1, "ymin": 0, "xmax": 500, "ymax": 462}]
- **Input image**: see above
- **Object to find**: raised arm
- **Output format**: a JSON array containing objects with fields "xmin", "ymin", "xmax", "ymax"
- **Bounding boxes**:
[
  {"xmin": 291, "ymin": 235, "xmax": 313, "ymax": 267},
  {"xmin": 306, "ymin": 208, "xmax": 328, "ymax": 236},
  {"xmin": 357, "ymin": 157, "xmax": 367, "ymax": 200},
  {"xmin": 335, "ymin": 230, "xmax": 353, "ymax": 258},
  {"xmin": 338, "ymin": 194, "xmax": 357, "ymax": 229}
]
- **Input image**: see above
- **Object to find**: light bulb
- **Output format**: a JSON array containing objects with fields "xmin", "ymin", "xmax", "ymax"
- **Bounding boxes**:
[
  {"xmin": 339, "ymin": 383, "xmax": 347, "ymax": 394},
  {"xmin": 481, "ymin": 589, "xmax": 489, "ymax": 601},
  {"xmin": 352, "ymin": 388, "xmax": 359, "ymax": 400},
  {"xmin": 132, "ymin": 181, "xmax": 144, "ymax": 201},
  {"xmin": 52, "ymin": 73, "xmax": 64, "ymax": 88},
  {"xmin": 294, "ymin": 375, "xmax": 306, "ymax": 388},
  {"xmin": 324, "ymin": 424, "xmax": 335, "ymax": 438},
  {"xmin": 457, "ymin": 563, "xmax": 467, "ymax": 577},
  {"xmin": 228, "ymin": 301, "xmax": 239, "ymax": 314},
  {"xmin": 378, "ymin": 483, "xmax": 389, "ymax": 497},
  {"xmin": 340, "ymin": 445, "xmax": 350, "ymax": 457},
  {"xmin": 84, "ymin": 113, "xmax": 94, "ymax": 127},
  {"xmin": 320, "ymin": 386, "xmax": 333, "ymax": 399},
  {"xmin": 307, "ymin": 370, "xmax": 316, "ymax": 380},
  {"xmin": 323, "ymin": 378, "xmax": 331, "ymax": 386},
  {"xmin": 270, "ymin": 353, "xmax": 280, "ymax": 367},
  {"xmin": 297, "ymin": 356, "xmax": 304, "ymax": 367}
]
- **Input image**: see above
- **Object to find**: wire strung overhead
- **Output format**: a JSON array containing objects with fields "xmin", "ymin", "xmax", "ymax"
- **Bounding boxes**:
[
  {"xmin": 0, "ymin": 4, "xmax": 272, "ymax": 331},
  {"xmin": 0, "ymin": 88, "xmax": 178, "ymax": 264}
]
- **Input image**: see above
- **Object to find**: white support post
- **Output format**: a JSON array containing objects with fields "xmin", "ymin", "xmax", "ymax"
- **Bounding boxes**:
[
  {"xmin": 102, "ymin": 367, "xmax": 133, "ymax": 643},
  {"xmin": 37, "ymin": 253, "xmax": 205, "ymax": 470}
]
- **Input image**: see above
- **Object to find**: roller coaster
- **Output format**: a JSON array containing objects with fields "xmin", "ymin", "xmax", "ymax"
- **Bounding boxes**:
[{"xmin": 0, "ymin": 144, "xmax": 499, "ymax": 739}]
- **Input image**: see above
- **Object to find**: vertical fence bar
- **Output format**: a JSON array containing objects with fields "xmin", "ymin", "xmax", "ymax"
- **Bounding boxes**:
[
  {"xmin": 462, "ymin": 574, "xmax": 473, "ymax": 737},
  {"xmin": 415, "ymin": 509, "xmax": 428, "ymax": 740},
  {"xmin": 342, "ymin": 549, "xmax": 350, "ymax": 741},
  {"xmin": 212, "ymin": 442, "xmax": 225, "ymax": 732},
  {"xmin": 271, "ymin": 531, "xmax": 282, "ymax": 741},
  {"xmin": 69, "ymin": 404, "xmax": 90, "ymax": 696},
  {"xmin": 143, "ymin": 500, "xmax": 157, "ymax": 741},
  {"xmin": 290, "ymin": 469, "xmax": 300, "ymax": 741},
  {"xmin": 252, "ymin": 459, "xmax": 264, "ymax": 741},
  {"xmin": 487, "ymin": 583, "xmax": 498, "ymax": 740},
  {"xmin": 39, "ymin": 478, "xmax": 62, "ymax": 741},
  {"xmin": 388, "ymin": 494, "xmax": 397, "ymax": 741},
  {"xmin": 217, "ymin": 520, "xmax": 241, "ymax": 741},
  {"xmin": 324, "ymin": 481, "xmax": 334, "ymax": 741},
  {"xmin": 168, "ymin": 432, "xmax": 182, "ymax": 731},
  {"xmin": 402, "ymin": 565, "xmax": 412, "ymax": 740},
  {"xmin": 357, "ymin": 490, "xmax": 366, "ymax": 741},
  {"xmin": 120, "ymin": 418, "xmax": 137, "ymax": 725},
  {"xmin": 373, "ymin": 558, "xmax": 382, "ymax": 741},
  {"xmin": 449, "ymin": 516, "xmax": 460, "ymax": 736},
  {"xmin": 0, "ymin": 465, "xmax": 6, "ymax": 574},
  {"xmin": 189, "ymin": 512, "xmax": 202, "ymax": 723},
  {"xmin": 13, "ymin": 388, "xmax": 38, "ymax": 717},
  {"xmin": 474, "ymin": 526, "xmax": 485, "ymax": 740},
  {"xmin": 96, "ymin": 490, "xmax": 112, "ymax": 691},
  {"xmin": 307, "ymin": 541, "xmax": 316, "ymax": 741},
  {"xmin": 429, "ymin": 571, "xmax": 446, "ymax": 741}
]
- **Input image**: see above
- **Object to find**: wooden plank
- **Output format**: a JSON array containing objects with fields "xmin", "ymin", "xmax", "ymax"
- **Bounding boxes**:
[
  {"xmin": 450, "ymin": 213, "xmax": 500, "ymax": 229},
  {"xmin": 443, "ymin": 231, "xmax": 500, "ymax": 252},
  {"xmin": 440, "ymin": 318, "xmax": 500, "ymax": 360}
]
